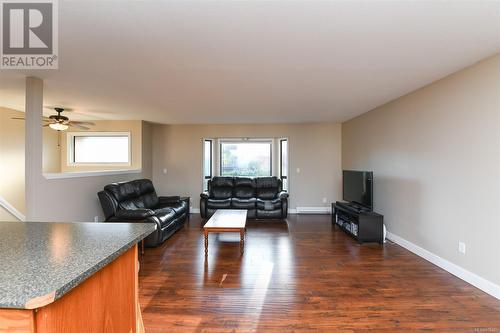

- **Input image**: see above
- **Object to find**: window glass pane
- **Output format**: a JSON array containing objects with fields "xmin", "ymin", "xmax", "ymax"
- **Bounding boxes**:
[
  {"xmin": 220, "ymin": 142, "xmax": 271, "ymax": 177},
  {"xmin": 280, "ymin": 139, "xmax": 288, "ymax": 191},
  {"xmin": 74, "ymin": 136, "xmax": 129, "ymax": 163},
  {"xmin": 281, "ymin": 140, "xmax": 288, "ymax": 178},
  {"xmin": 282, "ymin": 178, "xmax": 288, "ymax": 191},
  {"xmin": 204, "ymin": 140, "xmax": 211, "ymax": 177}
]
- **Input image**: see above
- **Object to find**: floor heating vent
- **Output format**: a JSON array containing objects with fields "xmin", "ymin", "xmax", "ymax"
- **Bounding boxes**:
[{"xmin": 295, "ymin": 207, "xmax": 332, "ymax": 215}]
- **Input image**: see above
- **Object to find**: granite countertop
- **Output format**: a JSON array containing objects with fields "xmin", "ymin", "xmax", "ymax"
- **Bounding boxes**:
[{"xmin": 0, "ymin": 221, "xmax": 156, "ymax": 309}]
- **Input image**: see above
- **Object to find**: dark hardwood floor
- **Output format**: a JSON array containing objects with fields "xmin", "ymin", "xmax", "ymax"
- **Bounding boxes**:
[{"xmin": 139, "ymin": 214, "xmax": 500, "ymax": 332}]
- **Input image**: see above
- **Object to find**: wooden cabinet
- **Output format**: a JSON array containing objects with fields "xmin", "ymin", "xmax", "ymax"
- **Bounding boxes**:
[
  {"xmin": 0, "ymin": 245, "xmax": 143, "ymax": 333},
  {"xmin": 333, "ymin": 202, "xmax": 384, "ymax": 244}
]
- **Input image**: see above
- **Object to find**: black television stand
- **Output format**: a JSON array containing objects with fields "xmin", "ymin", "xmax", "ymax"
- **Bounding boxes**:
[{"xmin": 332, "ymin": 201, "xmax": 384, "ymax": 244}]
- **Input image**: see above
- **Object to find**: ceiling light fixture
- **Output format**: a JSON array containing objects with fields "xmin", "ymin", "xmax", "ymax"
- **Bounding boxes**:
[{"xmin": 49, "ymin": 122, "xmax": 69, "ymax": 131}]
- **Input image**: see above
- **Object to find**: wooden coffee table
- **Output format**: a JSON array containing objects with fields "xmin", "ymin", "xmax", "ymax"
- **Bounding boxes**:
[{"xmin": 203, "ymin": 209, "xmax": 247, "ymax": 255}]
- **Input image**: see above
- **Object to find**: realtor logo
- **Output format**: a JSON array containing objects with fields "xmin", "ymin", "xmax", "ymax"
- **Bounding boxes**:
[{"xmin": 1, "ymin": 0, "xmax": 58, "ymax": 69}]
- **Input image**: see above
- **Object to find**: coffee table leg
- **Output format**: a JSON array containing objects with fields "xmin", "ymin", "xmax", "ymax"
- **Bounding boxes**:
[
  {"xmin": 204, "ymin": 230, "xmax": 209, "ymax": 255},
  {"xmin": 240, "ymin": 229, "xmax": 245, "ymax": 254}
]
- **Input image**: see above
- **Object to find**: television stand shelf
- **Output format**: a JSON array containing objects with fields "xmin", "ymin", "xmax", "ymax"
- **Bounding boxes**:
[{"xmin": 332, "ymin": 201, "xmax": 384, "ymax": 244}]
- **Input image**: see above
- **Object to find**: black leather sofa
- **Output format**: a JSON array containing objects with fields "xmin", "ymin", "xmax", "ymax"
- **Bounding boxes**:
[
  {"xmin": 200, "ymin": 176, "xmax": 289, "ymax": 219},
  {"xmin": 98, "ymin": 179, "xmax": 188, "ymax": 247}
]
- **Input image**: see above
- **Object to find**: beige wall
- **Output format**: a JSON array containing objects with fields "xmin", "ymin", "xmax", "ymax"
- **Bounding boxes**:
[
  {"xmin": 0, "ymin": 205, "xmax": 17, "ymax": 222},
  {"xmin": 43, "ymin": 127, "xmax": 61, "ymax": 173},
  {"xmin": 0, "ymin": 107, "xmax": 60, "ymax": 215},
  {"xmin": 59, "ymin": 120, "xmax": 143, "ymax": 172},
  {"xmin": 0, "ymin": 108, "xmax": 25, "ymax": 214},
  {"xmin": 151, "ymin": 123, "xmax": 342, "ymax": 210},
  {"xmin": 27, "ymin": 120, "xmax": 153, "ymax": 222},
  {"xmin": 24, "ymin": 78, "xmax": 153, "ymax": 222},
  {"xmin": 342, "ymin": 54, "xmax": 500, "ymax": 286}
]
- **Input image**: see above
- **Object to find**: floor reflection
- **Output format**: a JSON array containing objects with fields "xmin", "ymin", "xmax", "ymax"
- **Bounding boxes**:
[
  {"xmin": 195, "ymin": 220, "xmax": 295, "ymax": 327},
  {"xmin": 139, "ymin": 215, "xmax": 500, "ymax": 332}
]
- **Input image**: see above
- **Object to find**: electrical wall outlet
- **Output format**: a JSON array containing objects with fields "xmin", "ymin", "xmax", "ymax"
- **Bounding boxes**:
[
  {"xmin": 163, "ymin": 168, "xmax": 168, "ymax": 174},
  {"xmin": 94, "ymin": 216, "xmax": 99, "ymax": 223},
  {"xmin": 458, "ymin": 241, "xmax": 466, "ymax": 254},
  {"xmin": 296, "ymin": 168, "xmax": 301, "ymax": 173},
  {"xmin": 322, "ymin": 197, "xmax": 327, "ymax": 203}
]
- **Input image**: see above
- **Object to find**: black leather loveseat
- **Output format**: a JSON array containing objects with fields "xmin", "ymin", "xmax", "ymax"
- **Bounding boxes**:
[
  {"xmin": 98, "ymin": 179, "xmax": 188, "ymax": 247},
  {"xmin": 200, "ymin": 176, "xmax": 288, "ymax": 219}
]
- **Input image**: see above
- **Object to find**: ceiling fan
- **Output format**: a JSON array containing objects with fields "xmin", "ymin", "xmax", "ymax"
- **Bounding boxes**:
[{"xmin": 11, "ymin": 107, "xmax": 95, "ymax": 131}]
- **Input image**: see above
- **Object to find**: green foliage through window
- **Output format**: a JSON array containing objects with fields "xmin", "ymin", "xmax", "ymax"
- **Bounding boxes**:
[{"xmin": 220, "ymin": 142, "xmax": 271, "ymax": 177}]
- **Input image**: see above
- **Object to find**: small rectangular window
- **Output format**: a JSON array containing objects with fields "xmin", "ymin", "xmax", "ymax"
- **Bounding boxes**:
[{"xmin": 69, "ymin": 132, "xmax": 131, "ymax": 165}]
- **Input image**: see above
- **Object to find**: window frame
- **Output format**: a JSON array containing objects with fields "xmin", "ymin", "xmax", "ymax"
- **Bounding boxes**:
[
  {"xmin": 218, "ymin": 138, "xmax": 273, "ymax": 178},
  {"xmin": 67, "ymin": 131, "xmax": 132, "ymax": 166}
]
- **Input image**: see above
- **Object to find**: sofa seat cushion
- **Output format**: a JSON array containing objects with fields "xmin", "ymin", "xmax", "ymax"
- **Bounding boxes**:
[
  {"xmin": 206, "ymin": 198, "xmax": 232, "ymax": 209},
  {"xmin": 153, "ymin": 207, "xmax": 177, "ymax": 228},
  {"xmin": 257, "ymin": 209, "xmax": 283, "ymax": 219},
  {"xmin": 158, "ymin": 200, "xmax": 188, "ymax": 215},
  {"xmin": 231, "ymin": 197, "xmax": 257, "ymax": 209},
  {"xmin": 256, "ymin": 198, "xmax": 282, "ymax": 211}
]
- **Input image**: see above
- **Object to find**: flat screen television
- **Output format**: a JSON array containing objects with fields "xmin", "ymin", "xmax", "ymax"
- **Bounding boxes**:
[{"xmin": 343, "ymin": 170, "xmax": 373, "ymax": 210}]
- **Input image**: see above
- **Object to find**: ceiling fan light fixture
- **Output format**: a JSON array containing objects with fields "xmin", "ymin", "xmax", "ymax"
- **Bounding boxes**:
[{"xmin": 49, "ymin": 122, "xmax": 69, "ymax": 131}]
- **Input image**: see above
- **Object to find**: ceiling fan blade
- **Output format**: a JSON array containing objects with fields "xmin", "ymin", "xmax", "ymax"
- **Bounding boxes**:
[
  {"xmin": 12, "ymin": 117, "xmax": 50, "ymax": 121},
  {"xmin": 69, "ymin": 123, "xmax": 90, "ymax": 130},
  {"xmin": 71, "ymin": 121, "xmax": 95, "ymax": 126}
]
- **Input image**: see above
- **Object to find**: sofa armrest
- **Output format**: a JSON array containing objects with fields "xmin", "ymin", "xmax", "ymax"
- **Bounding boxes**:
[
  {"xmin": 158, "ymin": 196, "xmax": 181, "ymax": 204},
  {"xmin": 278, "ymin": 191, "xmax": 289, "ymax": 199},
  {"xmin": 115, "ymin": 209, "xmax": 155, "ymax": 220},
  {"xmin": 200, "ymin": 191, "xmax": 209, "ymax": 199},
  {"xmin": 106, "ymin": 215, "xmax": 161, "ymax": 247}
]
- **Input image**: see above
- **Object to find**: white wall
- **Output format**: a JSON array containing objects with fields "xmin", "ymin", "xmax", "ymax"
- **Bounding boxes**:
[
  {"xmin": 152, "ymin": 123, "xmax": 342, "ymax": 210},
  {"xmin": 342, "ymin": 54, "xmax": 500, "ymax": 286}
]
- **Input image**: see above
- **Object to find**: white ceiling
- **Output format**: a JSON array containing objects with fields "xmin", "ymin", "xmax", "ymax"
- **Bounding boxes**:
[{"xmin": 1, "ymin": 0, "xmax": 499, "ymax": 123}]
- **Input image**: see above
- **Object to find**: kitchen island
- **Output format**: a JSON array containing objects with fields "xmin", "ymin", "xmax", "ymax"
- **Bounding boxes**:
[{"xmin": 0, "ymin": 221, "xmax": 156, "ymax": 333}]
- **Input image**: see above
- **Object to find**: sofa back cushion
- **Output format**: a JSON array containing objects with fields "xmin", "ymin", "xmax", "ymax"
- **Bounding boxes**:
[
  {"xmin": 256, "ymin": 177, "xmax": 281, "ymax": 199},
  {"xmin": 209, "ymin": 177, "xmax": 234, "ymax": 199},
  {"xmin": 233, "ymin": 177, "xmax": 256, "ymax": 199},
  {"xmin": 104, "ymin": 179, "xmax": 159, "ymax": 211}
]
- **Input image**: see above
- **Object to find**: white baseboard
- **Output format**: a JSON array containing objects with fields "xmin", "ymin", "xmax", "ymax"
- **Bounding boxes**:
[
  {"xmin": 295, "ymin": 206, "xmax": 332, "ymax": 214},
  {"xmin": 386, "ymin": 231, "xmax": 500, "ymax": 300},
  {"xmin": 0, "ymin": 196, "xmax": 25, "ymax": 221},
  {"xmin": 192, "ymin": 207, "xmax": 329, "ymax": 215},
  {"xmin": 191, "ymin": 207, "xmax": 332, "ymax": 214}
]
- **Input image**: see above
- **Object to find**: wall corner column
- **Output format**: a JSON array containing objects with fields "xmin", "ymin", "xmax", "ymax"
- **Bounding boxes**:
[{"xmin": 25, "ymin": 77, "xmax": 44, "ymax": 221}]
